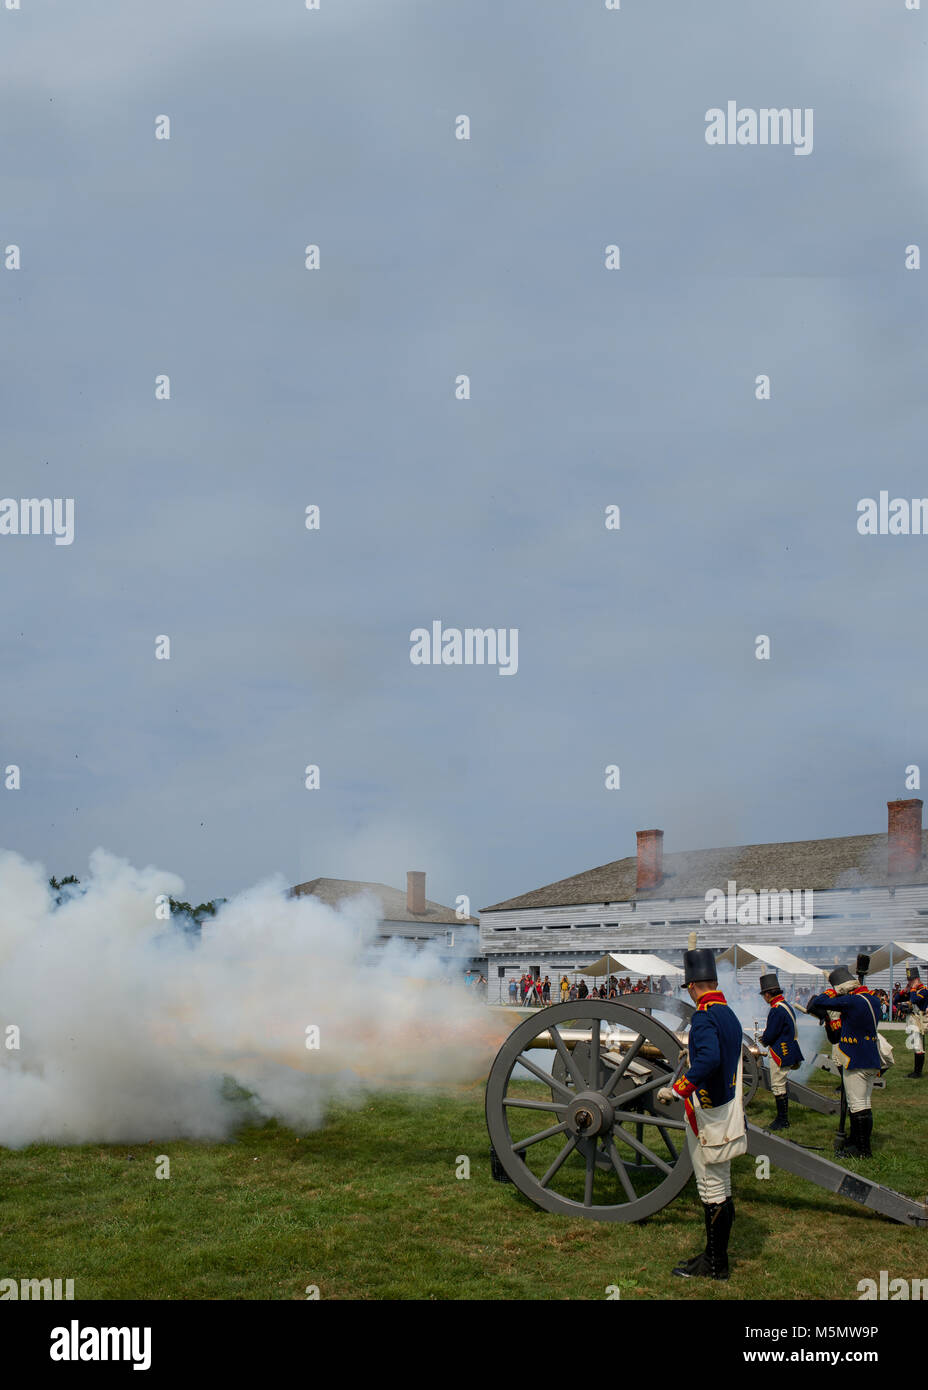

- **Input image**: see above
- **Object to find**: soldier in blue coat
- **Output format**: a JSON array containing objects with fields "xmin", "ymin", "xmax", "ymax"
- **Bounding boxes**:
[
  {"xmin": 905, "ymin": 965, "xmax": 928, "ymax": 1078},
  {"xmin": 657, "ymin": 948, "xmax": 746, "ymax": 1280},
  {"xmin": 759, "ymin": 972, "xmax": 803, "ymax": 1131},
  {"xmin": 807, "ymin": 966, "xmax": 881, "ymax": 1158}
]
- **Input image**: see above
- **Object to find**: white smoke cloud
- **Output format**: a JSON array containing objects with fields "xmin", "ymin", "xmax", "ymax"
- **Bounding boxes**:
[{"xmin": 0, "ymin": 849, "xmax": 502, "ymax": 1148}]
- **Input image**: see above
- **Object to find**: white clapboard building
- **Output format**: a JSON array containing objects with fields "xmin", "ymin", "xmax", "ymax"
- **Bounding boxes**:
[
  {"xmin": 290, "ymin": 870, "xmax": 483, "ymax": 973},
  {"xmin": 480, "ymin": 798, "xmax": 928, "ymax": 1002}
]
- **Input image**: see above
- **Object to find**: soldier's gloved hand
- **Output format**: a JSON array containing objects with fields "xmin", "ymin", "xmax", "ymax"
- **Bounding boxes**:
[{"xmin": 657, "ymin": 1086, "xmax": 676, "ymax": 1105}]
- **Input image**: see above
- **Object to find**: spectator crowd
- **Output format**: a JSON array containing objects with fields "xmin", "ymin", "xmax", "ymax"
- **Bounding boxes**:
[
  {"xmin": 509, "ymin": 976, "xmax": 906, "ymax": 1019},
  {"xmin": 507, "ymin": 973, "xmax": 673, "ymax": 1006}
]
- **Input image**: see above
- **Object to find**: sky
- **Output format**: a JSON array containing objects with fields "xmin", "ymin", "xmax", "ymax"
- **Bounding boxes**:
[{"xmin": 1, "ymin": 0, "xmax": 926, "ymax": 913}]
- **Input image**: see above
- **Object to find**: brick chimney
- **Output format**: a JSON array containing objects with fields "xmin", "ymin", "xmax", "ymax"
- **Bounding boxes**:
[
  {"xmin": 407, "ymin": 870, "xmax": 427, "ymax": 915},
  {"xmin": 888, "ymin": 799, "xmax": 923, "ymax": 878},
  {"xmin": 636, "ymin": 829, "xmax": 664, "ymax": 892}
]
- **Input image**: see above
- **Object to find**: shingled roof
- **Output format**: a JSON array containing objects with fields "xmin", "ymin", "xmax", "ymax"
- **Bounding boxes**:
[
  {"xmin": 482, "ymin": 830, "xmax": 928, "ymax": 913},
  {"xmin": 291, "ymin": 877, "xmax": 477, "ymax": 926}
]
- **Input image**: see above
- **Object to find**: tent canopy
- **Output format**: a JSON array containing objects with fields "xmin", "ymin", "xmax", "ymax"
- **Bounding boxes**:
[
  {"xmin": 717, "ymin": 943, "xmax": 826, "ymax": 976},
  {"xmin": 865, "ymin": 942, "xmax": 928, "ymax": 975},
  {"xmin": 584, "ymin": 951, "xmax": 683, "ymax": 978}
]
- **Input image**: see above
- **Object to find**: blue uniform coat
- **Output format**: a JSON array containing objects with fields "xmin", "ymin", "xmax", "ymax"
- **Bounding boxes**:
[
  {"xmin": 760, "ymin": 994, "xmax": 803, "ymax": 1069},
  {"xmin": 806, "ymin": 986, "xmax": 881, "ymax": 1070},
  {"xmin": 908, "ymin": 984, "xmax": 928, "ymax": 1015},
  {"xmin": 673, "ymin": 992, "xmax": 744, "ymax": 1110}
]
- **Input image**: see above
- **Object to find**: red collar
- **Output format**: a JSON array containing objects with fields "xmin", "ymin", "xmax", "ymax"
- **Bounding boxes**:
[
  {"xmin": 696, "ymin": 990, "xmax": 727, "ymax": 1011},
  {"xmin": 851, "ymin": 985, "xmax": 870, "ymax": 995},
  {"xmin": 769, "ymin": 993, "xmax": 785, "ymax": 1005}
]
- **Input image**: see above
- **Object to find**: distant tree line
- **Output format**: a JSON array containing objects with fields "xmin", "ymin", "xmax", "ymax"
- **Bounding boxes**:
[
  {"xmin": 167, "ymin": 897, "xmax": 227, "ymax": 930},
  {"xmin": 48, "ymin": 876, "xmax": 225, "ymax": 929},
  {"xmin": 48, "ymin": 875, "xmax": 80, "ymax": 905}
]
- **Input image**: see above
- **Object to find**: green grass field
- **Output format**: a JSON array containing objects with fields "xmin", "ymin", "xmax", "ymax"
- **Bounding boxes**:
[{"xmin": 1, "ymin": 1060, "xmax": 925, "ymax": 1301}]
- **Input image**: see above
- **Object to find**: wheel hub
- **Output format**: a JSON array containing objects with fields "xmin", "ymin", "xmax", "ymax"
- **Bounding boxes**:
[{"xmin": 567, "ymin": 1090, "xmax": 615, "ymax": 1137}]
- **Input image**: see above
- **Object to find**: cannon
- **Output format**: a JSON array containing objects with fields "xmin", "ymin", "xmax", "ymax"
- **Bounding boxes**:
[{"xmin": 485, "ymin": 997, "xmax": 928, "ymax": 1227}]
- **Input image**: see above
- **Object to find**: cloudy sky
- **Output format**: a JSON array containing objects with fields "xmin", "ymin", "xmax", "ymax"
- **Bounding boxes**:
[{"xmin": 1, "ymin": 0, "xmax": 926, "ymax": 912}]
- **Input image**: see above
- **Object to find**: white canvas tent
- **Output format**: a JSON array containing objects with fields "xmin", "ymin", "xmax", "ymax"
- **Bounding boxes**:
[
  {"xmin": 864, "ymin": 942, "xmax": 928, "ymax": 975},
  {"xmin": 717, "ymin": 943, "xmax": 826, "ymax": 977},
  {"xmin": 584, "ymin": 951, "xmax": 683, "ymax": 979},
  {"xmin": 859, "ymin": 941, "xmax": 928, "ymax": 996}
]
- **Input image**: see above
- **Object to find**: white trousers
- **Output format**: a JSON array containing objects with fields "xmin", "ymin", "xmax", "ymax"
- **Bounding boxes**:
[
  {"xmin": 843, "ymin": 1068, "xmax": 878, "ymax": 1113},
  {"xmin": 686, "ymin": 1124, "xmax": 730, "ymax": 1203},
  {"xmin": 907, "ymin": 1017, "xmax": 925, "ymax": 1055},
  {"xmin": 769, "ymin": 1062, "xmax": 789, "ymax": 1096}
]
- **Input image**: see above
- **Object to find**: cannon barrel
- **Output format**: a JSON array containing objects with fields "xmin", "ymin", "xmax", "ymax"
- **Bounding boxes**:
[
  {"xmin": 529, "ymin": 1026, "xmax": 684, "ymax": 1062},
  {"xmin": 524, "ymin": 1020, "xmax": 762, "ymax": 1062},
  {"xmin": 530, "ymin": 1027, "xmax": 765, "ymax": 1065}
]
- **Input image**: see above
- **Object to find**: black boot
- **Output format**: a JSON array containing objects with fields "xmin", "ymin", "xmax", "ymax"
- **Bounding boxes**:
[
  {"xmin": 835, "ymin": 1112, "xmax": 862, "ymax": 1159},
  {"xmin": 672, "ymin": 1202, "xmax": 712, "ymax": 1277},
  {"xmin": 857, "ymin": 1109, "xmax": 873, "ymax": 1158},
  {"xmin": 672, "ymin": 1200, "xmax": 731, "ymax": 1280},
  {"xmin": 768, "ymin": 1094, "xmax": 790, "ymax": 1131},
  {"xmin": 716, "ymin": 1196, "xmax": 734, "ymax": 1273},
  {"xmin": 906, "ymin": 1052, "xmax": 924, "ymax": 1079},
  {"xmin": 671, "ymin": 1248, "xmax": 706, "ymax": 1278}
]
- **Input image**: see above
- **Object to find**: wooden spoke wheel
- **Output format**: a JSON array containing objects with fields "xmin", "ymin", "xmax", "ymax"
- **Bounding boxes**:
[{"xmin": 485, "ymin": 1000, "xmax": 694, "ymax": 1222}]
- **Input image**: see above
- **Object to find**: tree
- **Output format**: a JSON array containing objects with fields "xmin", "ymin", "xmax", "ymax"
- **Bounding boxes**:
[
  {"xmin": 168, "ymin": 897, "xmax": 226, "ymax": 933},
  {"xmin": 49, "ymin": 875, "xmax": 80, "ymax": 906}
]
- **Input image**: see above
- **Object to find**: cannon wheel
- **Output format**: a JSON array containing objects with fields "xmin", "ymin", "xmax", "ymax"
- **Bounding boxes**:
[{"xmin": 486, "ymin": 1000, "xmax": 693, "ymax": 1222}]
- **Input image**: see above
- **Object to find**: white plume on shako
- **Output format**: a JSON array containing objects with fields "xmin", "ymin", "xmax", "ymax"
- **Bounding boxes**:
[{"xmin": 0, "ymin": 849, "xmax": 503, "ymax": 1147}]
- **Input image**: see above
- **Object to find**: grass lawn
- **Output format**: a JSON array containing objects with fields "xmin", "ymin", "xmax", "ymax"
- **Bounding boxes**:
[{"xmin": 1, "ymin": 1063, "xmax": 925, "ymax": 1300}]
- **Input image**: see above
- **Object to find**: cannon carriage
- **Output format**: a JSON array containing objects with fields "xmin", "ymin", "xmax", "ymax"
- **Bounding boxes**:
[{"xmin": 485, "ymin": 996, "xmax": 928, "ymax": 1227}]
